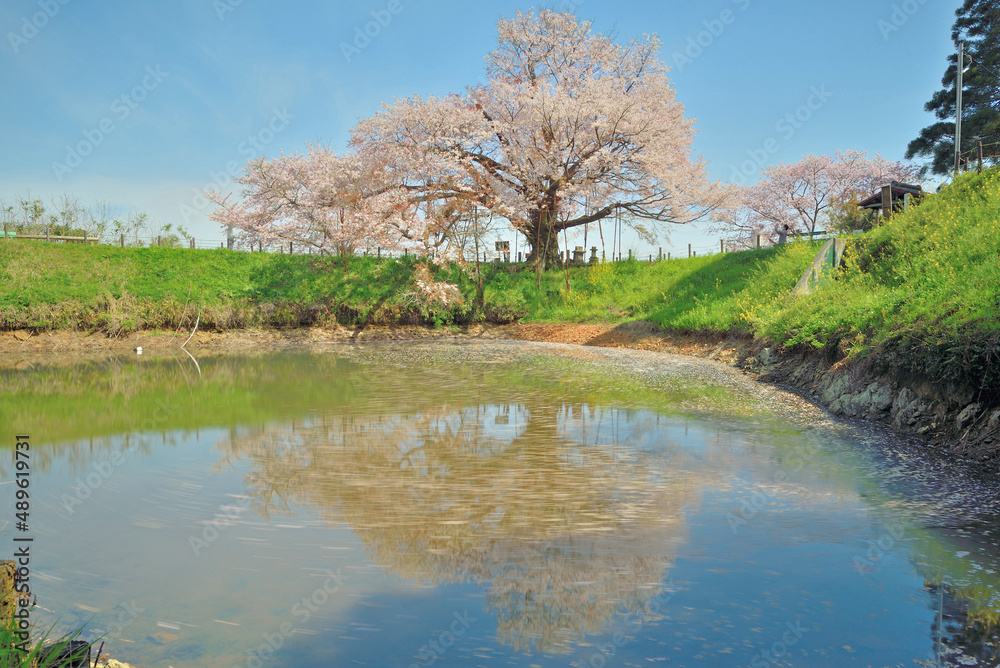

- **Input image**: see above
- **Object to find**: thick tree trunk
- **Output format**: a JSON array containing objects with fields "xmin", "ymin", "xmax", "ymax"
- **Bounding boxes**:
[{"xmin": 524, "ymin": 210, "xmax": 562, "ymax": 270}]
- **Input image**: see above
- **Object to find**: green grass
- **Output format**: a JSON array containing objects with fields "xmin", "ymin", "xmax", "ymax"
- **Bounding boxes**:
[{"xmin": 0, "ymin": 168, "xmax": 997, "ymax": 386}]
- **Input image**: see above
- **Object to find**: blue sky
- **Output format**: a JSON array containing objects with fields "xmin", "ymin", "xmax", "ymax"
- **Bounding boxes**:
[{"xmin": 0, "ymin": 0, "xmax": 959, "ymax": 253}]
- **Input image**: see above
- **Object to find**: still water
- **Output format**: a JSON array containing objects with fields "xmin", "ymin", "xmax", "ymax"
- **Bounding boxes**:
[{"xmin": 3, "ymin": 341, "xmax": 1000, "ymax": 667}]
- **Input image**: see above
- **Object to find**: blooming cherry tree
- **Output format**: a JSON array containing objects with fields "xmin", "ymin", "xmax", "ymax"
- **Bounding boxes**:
[
  {"xmin": 352, "ymin": 10, "xmax": 729, "ymax": 268},
  {"xmin": 208, "ymin": 146, "xmax": 419, "ymax": 267},
  {"xmin": 724, "ymin": 150, "xmax": 919, "ymax": 246}
]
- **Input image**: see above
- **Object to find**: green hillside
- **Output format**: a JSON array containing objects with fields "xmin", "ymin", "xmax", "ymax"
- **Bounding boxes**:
[{"xmin": 0, "ymin": 168, "xmax": 997, "ymax": 379}]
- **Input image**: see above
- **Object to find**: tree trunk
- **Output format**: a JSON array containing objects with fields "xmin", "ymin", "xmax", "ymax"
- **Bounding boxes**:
[{"xmin": 524, "ymin": 210, "xmax": 562, "ymax": 270}]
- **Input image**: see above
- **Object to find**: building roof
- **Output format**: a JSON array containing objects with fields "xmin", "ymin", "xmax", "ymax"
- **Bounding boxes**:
[{"xmin": 859, "ymin": 181, "xmax": 924, "ymax": 209}]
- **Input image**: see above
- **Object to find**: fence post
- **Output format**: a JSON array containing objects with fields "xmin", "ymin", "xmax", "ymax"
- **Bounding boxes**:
[
  {"xmin": 756, "ymin": 234, "xmax": 761, "ymax": 249},
  {"xmin": 121, "ymin": 234, "xmax": 125, "ymax": 248},
  {"xmin": 720, "ymin": 239, "xmax": 724, "ymax": 254},
  {"xmin": 688, "ymin": 244, "xmax": 691, "ymax": 258},
  {"xmin": 46, "ymin": 228, "xmax": 50, "ymax": 242},
  {"xmin": 3, "ymin": 223, "xmax": 6, "ymax": 238},
  {"xmin": 667, "ymin": 252, "xmax": 671, "ymax": 261},
  {"xmin": 290, "ymin": 241, "xmax": 293, "ymax": 254},
  {"xmin": 84, "ymin": 231, "xmax": 88, "ymax": 245}
]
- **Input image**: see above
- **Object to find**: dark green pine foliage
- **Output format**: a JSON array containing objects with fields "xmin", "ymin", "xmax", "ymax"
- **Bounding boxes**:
[{"xmin": 905, "ymin": 0, "xmax": 1000, "ymax": 176}]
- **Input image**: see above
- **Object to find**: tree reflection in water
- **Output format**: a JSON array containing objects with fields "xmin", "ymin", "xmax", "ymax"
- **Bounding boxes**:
[{"xmin": 216, "ymin": 394, "xmax": 729, "ymax": 653}]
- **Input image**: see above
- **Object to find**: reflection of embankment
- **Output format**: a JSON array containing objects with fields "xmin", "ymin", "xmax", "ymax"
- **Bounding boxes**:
[{"xmin": 217, "ymin": 399, "xmax": 730, "ymax": 653}]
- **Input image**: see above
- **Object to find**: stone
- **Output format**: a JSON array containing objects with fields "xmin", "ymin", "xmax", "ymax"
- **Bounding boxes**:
[
  {"xmin": 851, "ymin": 382, "xmax": 893, "ymax": 417},
  {"xmin": 756, "ymin": 347, "xmax": 777, "ymax": 368},
  {"xmin": 821, "ymin": 374, "xmax": 853, "ymax": 406},
  {"xmin": 891, "ymin": 387, "xmax": 925, "ymax": 429},
  {"xmin": 149, "ymin": 631, "xmax": 180, "ymax": 645},
  {"xmin": 956, "ymin": 403, "xmax": 981, "ymax": 432},
  {"xmin": 989, "ymin": 410, "xmax": 1000, "ymax": 429}
]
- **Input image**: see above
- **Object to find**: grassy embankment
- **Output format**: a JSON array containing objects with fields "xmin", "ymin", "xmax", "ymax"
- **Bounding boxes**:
[{"xmin": 0, "ymin": 168, "xmax": 997, "ymax": 378}]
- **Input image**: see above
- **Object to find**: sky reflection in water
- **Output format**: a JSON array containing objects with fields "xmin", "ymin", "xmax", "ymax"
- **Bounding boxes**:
[{"xmin": 4, "ymin": 342, "xmax": 1000, "ymax": 667}]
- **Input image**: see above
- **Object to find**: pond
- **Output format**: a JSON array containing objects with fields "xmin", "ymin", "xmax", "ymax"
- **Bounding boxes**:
[{"xmin": 3, "ymin": 341, "xmax": 1000, "ymax": 667}]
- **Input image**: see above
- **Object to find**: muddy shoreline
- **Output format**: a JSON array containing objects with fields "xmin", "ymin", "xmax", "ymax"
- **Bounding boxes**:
[{"xmin": 2, "ymin": 322, "xmax": 998, "ymax": 463}]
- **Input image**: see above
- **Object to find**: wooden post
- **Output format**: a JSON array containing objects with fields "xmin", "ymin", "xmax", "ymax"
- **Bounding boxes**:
[
  {"xmin": 756, "ymin": 234, "xmax": 761, "ymax": 249},
  {"xmin": 45, "ymin": 228, "xmax": 50, "ymax": 242},
  {"xmin": 658, "ymin": 247, "xmax": 662, "ymax": 261},
  {"xmin": 720, "ymin": 239, "xmax": 724, "ymax": 254},
  {"xmin": 881, "ymin": 185, "xmax": 893, "ymax": 220},
  {"xmin": 688, "ymin": 244, "xmax": 692, "ymax": 258},
  {"xmin": 120, "ymin": 234, "xmax": 125, "ymax": 247},
  {"xmin": 667, "ymin": 252, "xmax": 671, "ymax": 261},
  {"xmin": 518, "ymin": 252, "xmax": 522, "ymax": 263},
  {"xmin": 3, "ymin": 223, "xmax": 6, "ymax": 238},
  {"xmin": 289, "ymin": 241, "xmax": 293, "ymax": 254},
  {"xmin": 84, "ymin": 231, "xmax": 88, "ymax": 244}
]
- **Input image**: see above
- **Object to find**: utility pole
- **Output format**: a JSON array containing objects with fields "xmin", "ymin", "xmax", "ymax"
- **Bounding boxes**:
[{"xmin": 955, "ymin": 42, "xmax": 972, "ymax": 176}]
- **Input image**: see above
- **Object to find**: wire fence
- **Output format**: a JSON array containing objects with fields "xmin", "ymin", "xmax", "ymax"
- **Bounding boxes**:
[{"xmin": 0, "ymin": 229, "xmax": 830, "ymax": 264}]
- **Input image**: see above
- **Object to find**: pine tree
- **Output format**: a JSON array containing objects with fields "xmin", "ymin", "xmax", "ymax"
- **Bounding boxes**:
[{"xmin": 905, "ymin": 0, "xmax": 1000, "ymax": 176}]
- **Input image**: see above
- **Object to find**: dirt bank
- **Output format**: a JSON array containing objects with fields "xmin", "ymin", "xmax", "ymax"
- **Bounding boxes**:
[
  {"xmin": 3, "ymin": 322, "xmax": 998, "ymax": 462},
  {"xmin": 501, "ymin": 321, "xmax": 1000, "ymax": 463}
]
